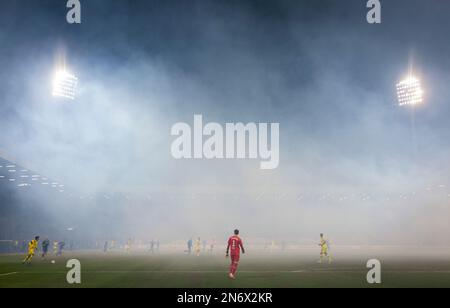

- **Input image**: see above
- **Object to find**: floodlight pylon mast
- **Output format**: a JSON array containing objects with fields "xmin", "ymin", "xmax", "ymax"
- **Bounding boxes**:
[{"xmin": 408, "ymin": 54, "xmax": 419, "ymax": 161}]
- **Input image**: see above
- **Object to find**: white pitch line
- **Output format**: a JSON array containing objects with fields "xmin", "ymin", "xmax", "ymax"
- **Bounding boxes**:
[
  {"xmin": 17, "ymin": 270, "xmax": 298, "ymax": 274},
  {"xmin": 19, "ymin": 270, "xmax": 291, "ymax": 274},
  {"xmin": 0, "ymin": 272, "xmax": 19, "ymax": 277},
  {"xmin": 10, "ymin": 270, "xmax": 450, "ymax": 274}
]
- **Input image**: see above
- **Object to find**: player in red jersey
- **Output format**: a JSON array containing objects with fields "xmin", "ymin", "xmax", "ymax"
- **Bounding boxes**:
[{"xmin": 226, "ymin": 229, "xmax": 245, "ymax": 279}]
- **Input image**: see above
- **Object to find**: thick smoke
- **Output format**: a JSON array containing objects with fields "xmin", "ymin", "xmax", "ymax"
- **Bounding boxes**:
[{"xmin": 0, "ymin": 0, "xmax": 449, "ymax": 245}]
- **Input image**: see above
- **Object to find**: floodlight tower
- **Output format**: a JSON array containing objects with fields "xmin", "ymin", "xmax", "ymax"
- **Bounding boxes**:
[
  {"xmin": 396, "ymin": 76, "xmax": 423, "ymax": 107},
  {"xmin": 52, "ymin": 70, "xmax": 78, "ymax": 100},
  {"xmin": 396, "ymin": 67, "xmax": 424, "ymax": 161},
  {"xmin": 52, "ymin": 50, "xmax": 78, "ymax": 100}
]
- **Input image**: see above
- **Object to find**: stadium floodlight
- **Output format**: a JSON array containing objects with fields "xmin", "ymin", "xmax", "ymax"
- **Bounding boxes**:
[
  {"xmin": 52, "ymin": 70, "xmax": 78, "ymax": 100},
  {"xmin": 396, "ymin": 76, "xmax": 423, "ymax": 106}
]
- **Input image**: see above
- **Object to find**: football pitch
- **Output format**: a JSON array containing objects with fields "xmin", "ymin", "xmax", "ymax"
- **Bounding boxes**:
[{"xmin": 1, "ymin": 249, "xmax": 450, "ymax": 288}]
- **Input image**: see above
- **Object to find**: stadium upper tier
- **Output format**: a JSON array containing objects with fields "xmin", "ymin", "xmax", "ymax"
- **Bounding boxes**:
[{"xmin": 0, "ymin": 157, "xmax": 64, "ymax": 192}]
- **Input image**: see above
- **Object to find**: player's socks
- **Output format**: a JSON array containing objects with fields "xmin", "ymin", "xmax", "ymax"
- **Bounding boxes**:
[
  {"xmin": 23, "ymin": 255, "xmax": 31, "ymax": 263},
  {"xmin": 232, "ymin": 268, "xmax": 238, "ymax": 276}
]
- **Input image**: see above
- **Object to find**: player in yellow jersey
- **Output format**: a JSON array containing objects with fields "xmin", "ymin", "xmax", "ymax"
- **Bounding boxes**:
[
  {"xmin": 23, "ymin": 236, "xmax": 40, "ymax": 264},
  {"xmin": 318, "ymin": 233, "xmax": 332, "ymax": 264},
  {"xmin": 194, "ymin": 237, "xmax": 201, "ymax": 256}
]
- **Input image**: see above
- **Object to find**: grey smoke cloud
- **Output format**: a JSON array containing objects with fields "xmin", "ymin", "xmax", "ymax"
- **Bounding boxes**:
[{"xmin": 0, "ymin": 0, "xmax": 449, "ymax": 244}]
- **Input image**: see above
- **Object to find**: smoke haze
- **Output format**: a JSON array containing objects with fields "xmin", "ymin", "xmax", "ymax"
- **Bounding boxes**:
[{"xmin": 0, "ymin": 0, "xmax": 449, "ymax": 245}]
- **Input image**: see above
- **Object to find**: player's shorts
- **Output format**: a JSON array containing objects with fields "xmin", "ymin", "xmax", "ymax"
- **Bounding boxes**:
[
  {"xmin": 321, "ymin": 247, "xmax": 328, "ymax": 255},
  {"xmin": 230, "ymin": 253, "xmax": 240, "ymax": 263}
]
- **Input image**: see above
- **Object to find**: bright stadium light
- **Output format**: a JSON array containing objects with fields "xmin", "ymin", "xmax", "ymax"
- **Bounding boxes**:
[
  {"xmin": 52, "ymin": 70, "xmax": 78, "ymax": 100},
  {"xmin": 396, "ymin": 76, "xmax": 423, "ymax": 106}
]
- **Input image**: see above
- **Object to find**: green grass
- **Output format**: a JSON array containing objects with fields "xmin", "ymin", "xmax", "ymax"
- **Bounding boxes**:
[{"xmin": 1, "ymin": 251, "xmax": 450, "ymax": 288}]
